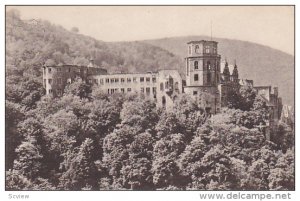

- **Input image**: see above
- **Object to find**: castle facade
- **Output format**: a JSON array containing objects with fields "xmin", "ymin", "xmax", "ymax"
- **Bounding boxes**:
[{"xmin": 42, "ymin": 40, "xmax": 282, "ymax": 139}]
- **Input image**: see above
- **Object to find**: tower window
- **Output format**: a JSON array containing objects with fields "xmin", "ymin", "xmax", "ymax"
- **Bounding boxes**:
[
  {"xmin": 194, "ymin": 61, "xmax": 198, "ymax": 69},
  {"xmin": 207, "ymin": 61, "xmax": 211, "ymax": 70},
  {"xmin": 207, "ymin": 72, "xmax": 211, "ymax": 83},
  {"xmin": 195, "ymin": 45, "xmax": 200, "ymax": 53},
  {"xmin": 194, "ymin": 74, "xmax": 199, "ymax": 81}
]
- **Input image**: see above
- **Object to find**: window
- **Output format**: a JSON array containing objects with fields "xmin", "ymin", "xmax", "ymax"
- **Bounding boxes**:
[
  {"xmin": 94, "ymin": 79, "xmax": 98, "ymax": 85},
  {"xmin": 48, "ymin": 79, "xmax": 52, "ymax": 84},
  {"xmin": 121, "ymin": 78, "xmax": 125, "ymax": 83},
  {"xmin": 146, "ymin": 77, "xmax": 150, "ymax": 82},
  {"xmin": 107, "ymin": 89, "xmax": 110, "ymax": 94},
  {"xmin": 106, "ymin": 78, "xmax": 110, "ymax": 83},
  {"xmin": 100, "ymin": 79, "xmax": 104, "ymax": 85},
  {"xmin": 152, "ymin": 77, "xmax": 156, "ymax": 83},
  {"xmin": 133, "ymin": 77, "xmax": 137, "ymax": 82},
  {"xmin": 57, "ymin": 68, "xmax": 61, "ymax": 72},
  {"xmin": 205, "ymin": 46, "xmax": 210, "ymax": 53},
  {"xmin": 68, "ymin": 68, "xmax": 71, "ymax": 72},
  {"xmin": 207, "ymin": 72, "xmax": 211, "ymax": 83},
  {"xmin": 162, "ymin": 96, "xmax": 166, "ymax": 108},
  {"xmin": 153, "ymin": 87, "xmax": 156, "ymax": 94},
  {"xmin": 194, "ymin": 74, "xmax": 199, "ymax": 81},
  {"xmin": 127, "ymin": 78, "xmax": 131, "ymax": 82},
  {"xmin": 146, "ymin": 87, "xmax": 150, "ymax": 95},
  {"xmin": 160, "ymin": 83, "xmax": 164, "ymax": 91},
  {"xmin": 127, "ymin": 88, "xmax": 132, "ymax": 92},
  {"xmin": 207, "ymin": 61, "xmax": 211, "ymax": 70},
  {"xmin": 140, "ymin": 77, "xmax": 144, "ymax": 82},
  {"xmin": 121, "ymin": 88, "xmax": 125, "ymax": 93},
  {"xmin": 48, "ymin": 68, "xmax": 52, "ymax": 73},
  {"xmin": 175, "ymin": 82, "xmax": 179, "ymax": 92},
  {"xmin": 187, "ymin": 64, "xmax": 189, "ymax": 76},
  {"xmin": 194, "ymin": 61, "xmax": 198, "ymax": 69},
  {"xmin": 57, "ymin": 89, "xmax": 62, "ymax": 96},
  {"xmin": 111, "ymin": 89, "xmax": 115, "ymax": 94},
  {"xmin": 193, "ymin": 91, "xmax": 198, "ymax": 95},
  {"xmin": 115, "ymin": 78, "xmax": 119, "ymax": 83},
  {"xmin": 111, "ymin": 78, "xmax": 114, "ymax": 83},
  {"xmin": 195, "ymin": 45, "xmax": 200, "ymax": 53},
  {"xmin": 115, "ymin": 88, "xmax": 118, "ymax": 93},
  {"xmin": 141, "ymin": 87, "xmax": 144, "ymax": 93}
]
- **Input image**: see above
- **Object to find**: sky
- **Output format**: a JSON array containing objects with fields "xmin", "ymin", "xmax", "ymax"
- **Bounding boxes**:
[{"xmin": 7, "ymin": 6, "xmax": 294, "ymax": 55}]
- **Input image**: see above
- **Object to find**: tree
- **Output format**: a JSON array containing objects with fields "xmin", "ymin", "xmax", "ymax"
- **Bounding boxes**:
[
  {"xmin": 59, "ymin": 138, "xmax": 98, "ymax": 190},
  {"xmin": 189, "ymin": 145, "xmax": 239, "ymax": 190},
  {"xmin": 268, "ymin": 149, "xmax": 294, "ymax": 190},
  {"xmin": 152, "ymin": 134, "xmax": 186, "ymax": 189},
  {"xmin": 64, "ymin": 77, "xmax": 92, "ymax": 99},
  {"xmin": 5, "ymin": 101, "xmax": 24, "ymax": 170},
  {"xmin": 13, "ymin": 136, "xmax": 43, "ymax": 180}
]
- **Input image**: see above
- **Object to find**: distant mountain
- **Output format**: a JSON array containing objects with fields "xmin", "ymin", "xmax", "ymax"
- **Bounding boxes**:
[{"xmin": 143, "ymin": 36, "xmax": 294, "ymax": 106}]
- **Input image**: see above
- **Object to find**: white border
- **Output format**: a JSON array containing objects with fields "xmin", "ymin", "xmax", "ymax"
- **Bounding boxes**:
[{"xmin": 0, "ymin": 1, "xmax": 297, "ymax": 201}]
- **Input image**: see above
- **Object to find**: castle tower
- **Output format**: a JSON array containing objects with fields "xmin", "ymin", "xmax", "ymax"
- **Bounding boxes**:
[{"xmin": 184, "ymin": 40, "xmax": 221, "ymax": 114}]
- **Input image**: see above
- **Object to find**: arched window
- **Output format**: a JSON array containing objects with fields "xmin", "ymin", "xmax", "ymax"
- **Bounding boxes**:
[
  {"xmin": 195, "ymin": 45, "xmax": 200, "ymax": 53},
  {"xmin": 207, "ymin": 61, "xmax": 211, "ymax": 70},
  {"xmin": 194, "ymin": 61, "xmax": 198, "ymax": 69}
]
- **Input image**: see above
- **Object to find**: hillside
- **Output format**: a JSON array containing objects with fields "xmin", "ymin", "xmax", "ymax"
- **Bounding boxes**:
[
  {"xmin": 6, "ymin": 10, "xmax": 294, "ymax": 106},
  {"xmin": 144, "ymin": 36, "xmax": 294, "ymax": 106}
]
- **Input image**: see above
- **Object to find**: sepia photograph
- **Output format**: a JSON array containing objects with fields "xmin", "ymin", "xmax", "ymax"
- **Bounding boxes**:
[{"xmin": 5, "ymin": 5, "xmax": 295, "ymax": 192}]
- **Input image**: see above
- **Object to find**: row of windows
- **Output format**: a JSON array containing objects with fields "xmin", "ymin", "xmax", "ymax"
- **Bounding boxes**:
[
  {"xmin": 92, "ymin": 76, "xmax": 156, "ymax": 85},
  {"xmin": 44, "ymin": 78, "xmax": 63, "ymax": 85},
  {"xmin": 188, "ymin": 45, "xmax": 217, "ymax": 54},
  {"xmin": 45, "ymin": 67, "xmax": 100, "ymax": 74},
  {"xmin": 193, "ymin": 61, "xmax": 219, "ymax": 71},
  {"xmin": 107, "ymin": 87, "xmax": 157, "ymax": 95}
]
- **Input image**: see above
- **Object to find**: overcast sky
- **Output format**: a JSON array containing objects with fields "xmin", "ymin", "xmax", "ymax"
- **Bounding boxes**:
[{"xmin": 7, "ymin": 6, "xmax": 294, "ymax": 55}]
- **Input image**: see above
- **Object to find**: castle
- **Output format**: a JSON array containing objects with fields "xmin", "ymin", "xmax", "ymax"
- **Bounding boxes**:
[{"xmin": 42, "ymin": 40, "xmax": 282, "ymax": 140}]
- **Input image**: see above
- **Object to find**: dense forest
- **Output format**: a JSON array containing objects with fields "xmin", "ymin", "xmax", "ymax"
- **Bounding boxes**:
[{"xmin": 5, "ymin": 9, "xmax": 294, "ymax": 190}]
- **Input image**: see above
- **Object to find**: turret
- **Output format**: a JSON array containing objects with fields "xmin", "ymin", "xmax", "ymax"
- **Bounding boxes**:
[
  {"xmin": 222, "ymin": 61, "xmax": 230, "ymax": 82},
  {"xmin": 232, "ymin": 62, "xmax": 239, "ymax": 82}
]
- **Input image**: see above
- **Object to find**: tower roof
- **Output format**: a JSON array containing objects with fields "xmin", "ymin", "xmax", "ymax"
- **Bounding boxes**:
[{"xmin": 187, "ymin": 40, "xmax": 218, "ymax": 44}]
